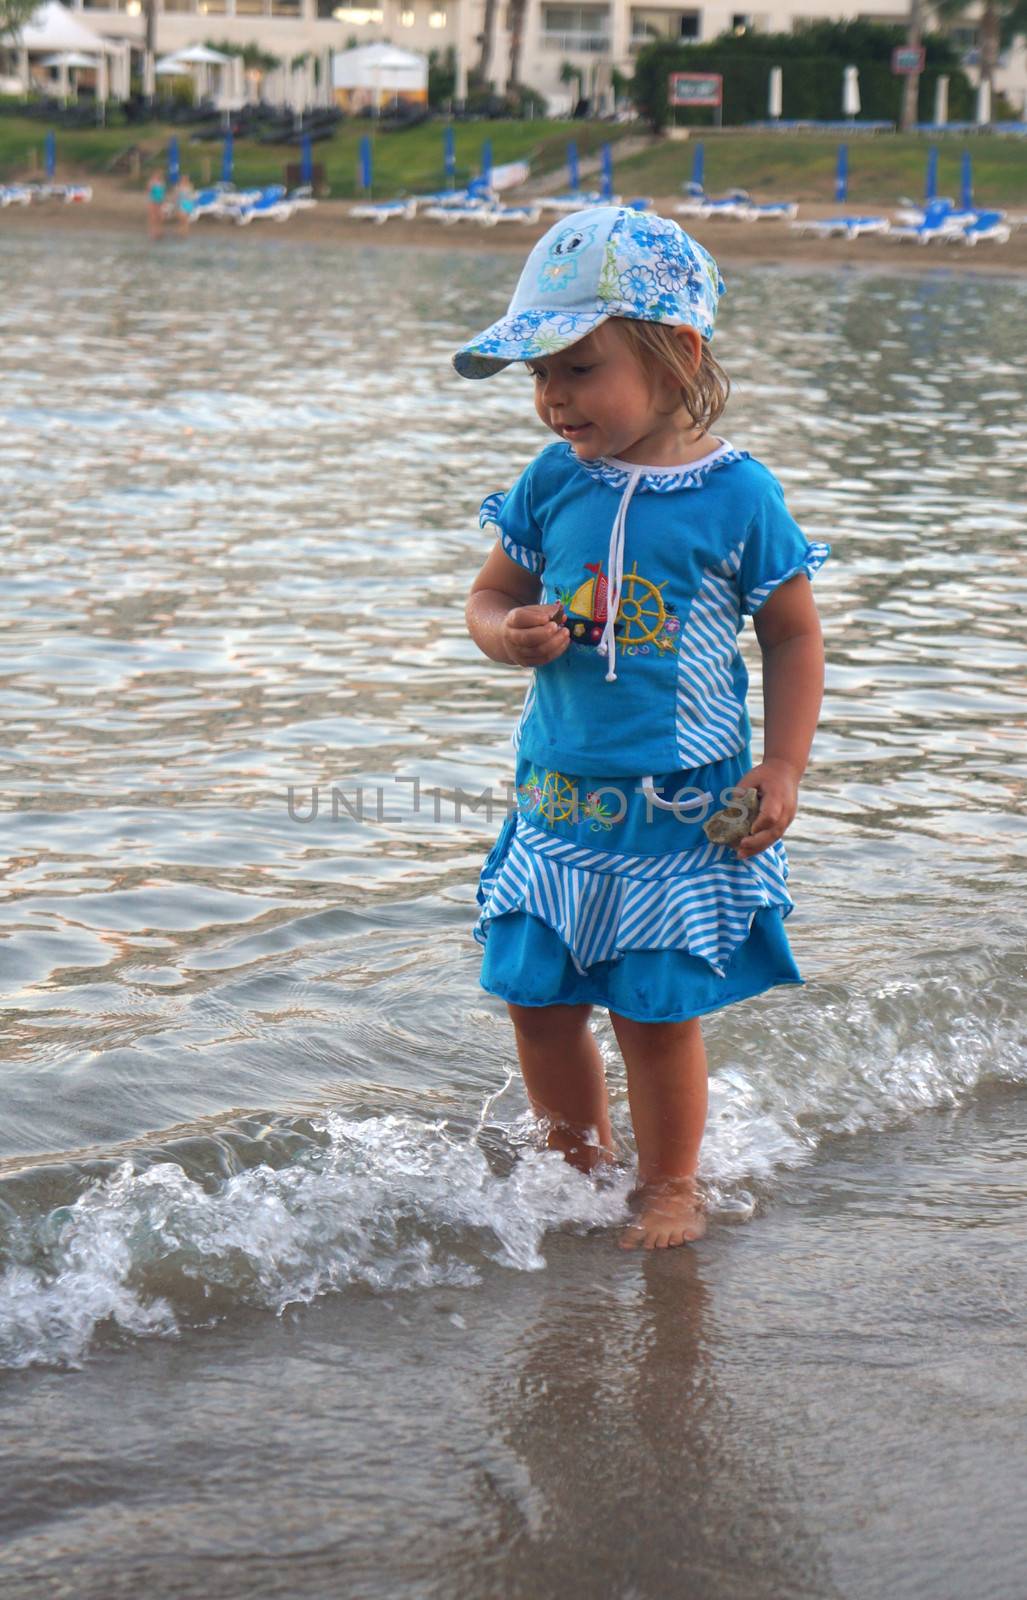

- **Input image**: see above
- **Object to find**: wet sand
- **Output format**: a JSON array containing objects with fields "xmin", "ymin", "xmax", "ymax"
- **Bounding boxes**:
[
  {"xmin": 2, "ymin": 1087, "xmax": 1025, "ymax": 1600},
  {"xmin": 3, "ymin": 176, "xmax": 1026, "ymax": 275}
]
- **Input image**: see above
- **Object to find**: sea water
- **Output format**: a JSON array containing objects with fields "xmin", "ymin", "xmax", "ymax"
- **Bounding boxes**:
[{"xmin": 0, "ymin": 229, "xmax": 1025, "ymax": 1599}]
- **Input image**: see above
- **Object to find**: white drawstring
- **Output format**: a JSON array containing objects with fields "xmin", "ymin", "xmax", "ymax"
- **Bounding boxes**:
[
  {"xmin": 640, "ymin": 777, "xmax": 715, "ymax": 815},
  {"xmin": 596, "ymin": 464, "xmax": 644, "ymax": 683}
]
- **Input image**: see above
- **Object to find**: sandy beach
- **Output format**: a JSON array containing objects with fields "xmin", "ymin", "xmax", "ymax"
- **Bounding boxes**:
[{"xmin": 3, "ymin": 175, "xmax": 1026, "ymax": 274}]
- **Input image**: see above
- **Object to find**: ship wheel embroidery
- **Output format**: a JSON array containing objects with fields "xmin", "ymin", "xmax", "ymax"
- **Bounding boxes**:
[
  {"xmin": 559, "ymin": 561, "xmax": 679, "ymax": 657},
  {"xmin": 516, "ymin": 769, "xmax": 619, "ymax": 832}
]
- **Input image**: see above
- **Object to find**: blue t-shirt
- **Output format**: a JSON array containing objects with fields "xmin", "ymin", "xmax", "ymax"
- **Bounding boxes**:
[{"xmin": 480, "ymin": 439, "xmax": 830, "ymax": 778}]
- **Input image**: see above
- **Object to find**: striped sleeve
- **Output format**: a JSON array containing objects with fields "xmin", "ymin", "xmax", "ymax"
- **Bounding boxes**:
[
  {"xmin": 738, "ymin": 476, "xmax": 830, "ymax": 617},
  {"xmin": 478, "ymin": 462, "xmax": 545, "ymax": 575}
]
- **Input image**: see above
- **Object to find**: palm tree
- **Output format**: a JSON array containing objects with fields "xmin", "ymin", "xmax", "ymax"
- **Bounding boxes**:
[
  {"xmin": 0, "ymin": 0, "xmax": 38, "ymax": 45},
  {"xmin": 477, "ymin": 0, "xmax": 499, "ymax": 84},
  {"xmin": 928, "ymin": 0, "xmax": 1027, "ymax": 108},
  {"xmin": 559, "ymin": 58, "xmax": 585, "ymax": 111},
  {"xmin": 143, "ymin": 0, "xmax": 156, "ymax": 62},
  {"xmin": 507, "ymin": 0, "xmax": 527, "ymax": 94}
]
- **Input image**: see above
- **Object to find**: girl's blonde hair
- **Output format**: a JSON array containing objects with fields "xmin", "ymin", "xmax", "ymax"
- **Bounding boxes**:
[{"xmin": 613, "ymin": 318, "xmax": 730, "ymax": 432}]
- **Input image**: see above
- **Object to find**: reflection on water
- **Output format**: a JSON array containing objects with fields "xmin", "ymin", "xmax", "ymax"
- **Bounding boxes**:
[{"xmin": 0, "ymin": 232, "xmax": 1025, "ymax": 1375}]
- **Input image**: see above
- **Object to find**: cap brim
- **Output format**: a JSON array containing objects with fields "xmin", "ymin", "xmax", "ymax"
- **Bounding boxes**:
[{"xmin": 452, "ymin": 307, "xmax": 610, "ymax": 380}]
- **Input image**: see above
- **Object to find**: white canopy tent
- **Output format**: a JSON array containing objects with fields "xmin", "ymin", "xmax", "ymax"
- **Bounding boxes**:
[
  {"xmin": 164, "ymin": 44, "xmax": 232, "ymax": 67},
  {"xmin": 156, "ymin": 43, "xmax": 233, "ymax": 105},
  {"xmin": 332, "ymin": 44, "xmax": 427, "ymax": 108},
  {"xmin": 18, "ymin": 2, "xmax": 115, "ymax": 54},
  {"xmin": 10, "ymin": 1, "xmax": 119, "ymax": 96},
  {"xmin": 40, "ymin": 49, "xmax": 96, "ymax": 69}
]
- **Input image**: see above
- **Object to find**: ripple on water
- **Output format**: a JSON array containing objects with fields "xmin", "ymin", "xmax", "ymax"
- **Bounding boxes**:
[{"xmin": 0, "ymin": 235, "xmax": 1025, "ymax": 1365}]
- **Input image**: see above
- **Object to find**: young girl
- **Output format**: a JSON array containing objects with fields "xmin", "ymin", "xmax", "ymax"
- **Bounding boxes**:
[
  {"xmin": 455, "ymin": 207, "xmax": 829, "ymax": 1251},
  {"xmin": 147, "ymin": 171, "xmax": 166, "ymax": 242}
]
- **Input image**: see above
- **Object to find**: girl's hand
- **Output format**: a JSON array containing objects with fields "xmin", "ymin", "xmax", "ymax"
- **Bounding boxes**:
[
  {"xmin": 731, "ymin": 759, "xmax": 800, "ymax": 859},
  {"xmin": 503, "ymin": 601, "xmax": 569, "ymax": 668}
]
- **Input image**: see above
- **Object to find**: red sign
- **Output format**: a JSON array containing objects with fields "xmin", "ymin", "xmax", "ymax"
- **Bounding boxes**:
[
  {"xmin": 891, "ymin": 46, "xmax": 926, "ymax": 75},
  {"xmin": 669, "ymin": 72, "xmax": 723, "ymax": 108}
]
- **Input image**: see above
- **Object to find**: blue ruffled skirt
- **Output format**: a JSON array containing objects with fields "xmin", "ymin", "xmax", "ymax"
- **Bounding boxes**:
[{"xmin": 474, "ymin": 745, "xmax": 804, "ymax": 1024}]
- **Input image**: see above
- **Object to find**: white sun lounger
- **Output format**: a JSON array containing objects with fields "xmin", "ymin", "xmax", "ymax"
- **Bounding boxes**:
[
  {"xmin": 480, "ymin": 203, "xmax": 542, "ymax": 225},
  {"xmin": 675, "ymin": 190, "xmax": 763, "ymax": 222},
  {"xmin": 957, "ymin": 211, "xmax": 1011, "ymax": 245},
  {"xmin": 791, "ymin": 216, "xmax": 890, "ymax": 239},
  {"xmin": 235, "ymin": 190, "xmax": 295, "ymax": 225},
  {"xmin": 538, "ymin": 190, "xmax": 603, "ymax": 214},
  {"xmin": 349, "ymin": 199, "xmax": 419, "ymax": 223},
  {"xmin": 748, "ymin": 200, "xmax": 798, "ymax": 220},
  {"xmin": 421, "ymin": 202, "xmax": 498, "ymax": 224},
  {"xmin": 887, "ymin": 202, "xmax": 971, "ymax": 244}
]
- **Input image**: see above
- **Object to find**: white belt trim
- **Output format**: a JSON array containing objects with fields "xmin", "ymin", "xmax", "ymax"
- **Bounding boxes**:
[{"xmin": 640, "ymin": 776, "xmax": 716, "ymax": 815}]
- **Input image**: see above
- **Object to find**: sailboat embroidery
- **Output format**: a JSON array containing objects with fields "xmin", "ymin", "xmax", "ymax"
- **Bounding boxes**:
[{"xmin": 559, "ymin": 561, "xmax": 680, "ymax": 657}]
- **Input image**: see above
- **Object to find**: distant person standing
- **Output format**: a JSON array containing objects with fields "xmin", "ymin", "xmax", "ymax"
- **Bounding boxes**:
[
  {"xmin": 147, "ymin": 171, "xmax": 166, "ymax": 241},
  {"xmin": 176, "ymin": 177, "xmax": 196, "ymax": 237}
]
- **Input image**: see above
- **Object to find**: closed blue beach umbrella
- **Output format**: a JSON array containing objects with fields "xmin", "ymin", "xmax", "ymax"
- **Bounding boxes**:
[
  {"xmin": 167, "ymin": 136, "xmax": 180, "ymax": 188},
  {"xmin": 44, "ymin": 129, "xmax": 56, "ymax": 180},
  {"xmin": 359, "ymin": 134, "xmax": 372, "ymax": 193},
  {"xmin": 600, "ymin": 141, "xmax": 613, "ymax": 201},
  {"xmin": 481, "ymin": 137, "xmax": 493, "ymax": 189},
  {"xmin": 834, "ymin": 143, "xmax": 848, "ymax": 202},
  {"xmin": 925, "ymin": 145, "xmax": 938, "ymax": 201},
  {"xmin": 567, "ymin": 139, "xmax": 579, "ymax": 191},
  {"xmin": 443, "ymin": 125, "xmax": 455, "ymax": 185},
  {"xmin": 221, "ymin": 129, "xmax": 233, "ymax": 185},
  {"xmin": 300, "ymin": 132, "xmax": 313, "ymax": 187},
  {"xmin": 691, "ymin": 141, "xmax": 704, "ymax": 192},
  {"xmin": 961, "ymin": 148, "xmax": 973, "ymax": 210}
]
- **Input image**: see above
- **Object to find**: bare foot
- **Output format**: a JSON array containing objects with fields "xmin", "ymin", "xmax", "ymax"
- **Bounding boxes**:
[{"xmin": 619, "ymin": 1176, "xmax": 707, "ymax": 1250}]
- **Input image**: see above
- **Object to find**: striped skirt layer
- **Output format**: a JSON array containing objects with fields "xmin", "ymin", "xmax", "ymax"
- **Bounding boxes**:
[{"xmin": 472, "ymin": 746, "xmax": 804, "ymax": 1018}]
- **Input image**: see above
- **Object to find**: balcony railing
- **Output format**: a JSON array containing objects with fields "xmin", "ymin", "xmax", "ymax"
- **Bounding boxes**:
[
  {"xmin": 542, "ymin": 30, "xmax": 611, "ymax": 50},
  {"xmin": 629, "ymin": 29, "xmax": 700, "ymax": 49}
]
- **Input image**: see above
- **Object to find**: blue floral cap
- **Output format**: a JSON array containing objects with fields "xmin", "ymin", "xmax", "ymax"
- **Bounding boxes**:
[{"xmin": 452, "ymin": 206, "xmax": 725, "ymax": 380}]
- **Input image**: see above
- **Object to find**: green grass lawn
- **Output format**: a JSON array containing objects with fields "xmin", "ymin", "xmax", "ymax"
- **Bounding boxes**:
[
  {"xmin": 2, "ymin": 110, "xmax": 1024, "ymax": 207},
  {"xmin": 616, "ymin": 131, "xmax": 1027, "ymax": 208},
  {"xmin": 0, "ymin": 112, "xmax": 625, "ymax": 197}
]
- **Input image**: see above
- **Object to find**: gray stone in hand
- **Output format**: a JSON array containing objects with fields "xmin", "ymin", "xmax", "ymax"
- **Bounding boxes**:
[{"xmin": 703, "ymin": 787, "xmax": 759, "ymax": 848}]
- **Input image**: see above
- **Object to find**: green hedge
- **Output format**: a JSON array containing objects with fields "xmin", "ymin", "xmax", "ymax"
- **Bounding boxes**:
[{"xmin": 633, "ymin": 22, "xmax": 975, "ymax": 131}]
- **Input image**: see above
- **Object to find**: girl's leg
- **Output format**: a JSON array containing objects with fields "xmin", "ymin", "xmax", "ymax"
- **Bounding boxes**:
[
  {"xmin": 608, "ymin": 1012, "xmax": 709, "ymax": 1250},
  {"xmin": 506, "ymin": 1001, "xmax": 615, "ymax": 1176}
]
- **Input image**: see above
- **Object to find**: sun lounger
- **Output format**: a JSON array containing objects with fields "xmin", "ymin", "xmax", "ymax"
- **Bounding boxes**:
[
  {"xmin": 235, "ymin": 190, "xmax": 295, "ymax": 225},
  {"xmin": 287, "ymin": 185, "xmax": 317, "ymax": 211},
  {"xmin": 674, "ymin": 198, "xmax": 709, "ymax": 218},
  {"xmin": 538, "ymin": 190, "xmax": 604, "ymax": 214},
  {"xmin": 957, "ymin": 211, "xmax": 1011, "ymax": 245},
  {"xmin": 747, "ymin": 200, "xmax": 798, "ymax": 220},
  {"xmin": 349, "ymin": 199, "xmax": 418, "ymax": 223},
  {"xmin": 887, "ymin": 200, "xmax": 969, "ymax": 244},
  {"xmin": 893, "ymin": 197, "xmax": 958, "ymax": 227},
  {"xmin": 675, "ymin": 189, "xmax": 771, "ymax": 222},
  {"xmin": 212, "ymin": 188, "xmax": 261, "ymax": 217},
  {"xmin": 189, "ymin": 186, "xmax": 224, "ymax": 219},
  {"xmin": 791, "ymin": 215, "xmax": 890, "ymax": 239},
  {"xmin": 702, "ymin": 196, "xmax": 757, "ymax": 220},
  {"xmin": 478, "ymin": 203, "xmax": 542, "ymax": 225},
  {"xmin": 421, "ymin": 202, "xmax": 494, "ymax": 224}
]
